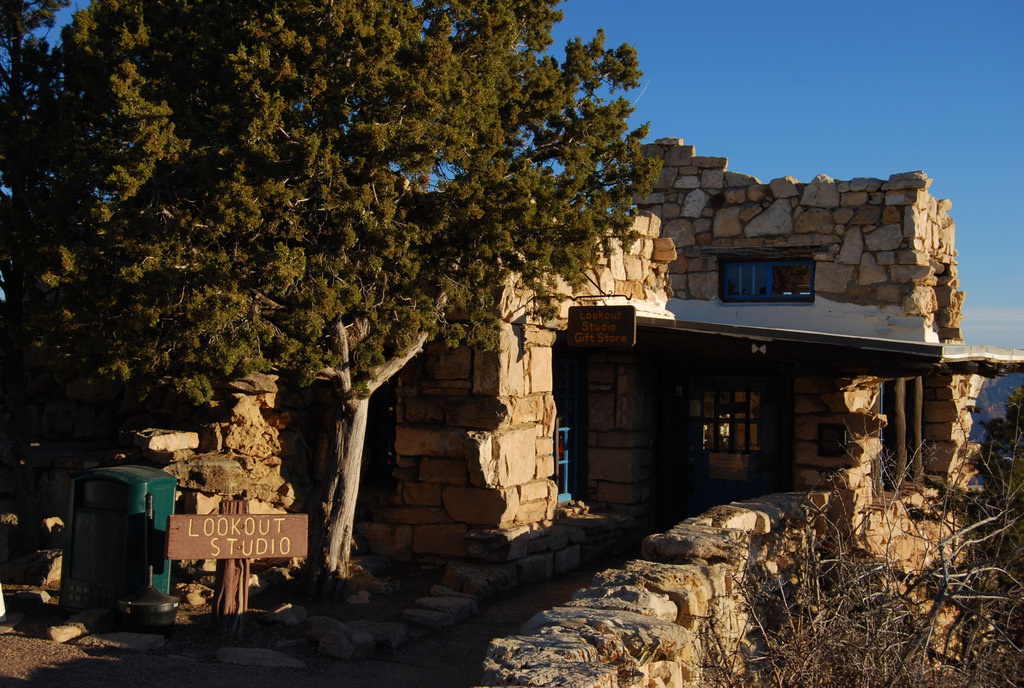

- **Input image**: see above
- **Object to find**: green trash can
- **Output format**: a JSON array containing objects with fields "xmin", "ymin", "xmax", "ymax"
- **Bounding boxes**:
[{"xmin": 60, "ymin": 466, "xmax": 176, "ymax": 612}]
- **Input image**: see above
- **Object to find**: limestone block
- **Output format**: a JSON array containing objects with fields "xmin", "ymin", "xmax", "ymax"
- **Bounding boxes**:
[
  {"xmin": 414, "ymin": 594, "xmax": 478, "ymax": 622},
  {"xmin": 554, "ymin": 544, "xmax": 581, "ymax": 574},
  {"xmin": 885, "ymin": 189, "xmax": 921, "ymax": 205},
  {"xmin": 794, "ymin": 207, "xmax": 835, "ymax": 234},
  {"xmin": 745, "ymin": 199, "xmax": 794, "ymax": 237},
  {"xmin": 672, "ymin": 174, "xmax": 700, "ymax": 190},
  {"xmin": 836, "ymin": 227, "xmax": 864, "ymax": 265},
  {"xmin": 849, "ymin": 204, "xmax": 882, "ymax": 225},
  {"xmin": 594, "ymin": 480, "xmax": 648, "ymax": 505},
  {"xmin": 653, "ymin": 166, "xmax": 678, "ymax": 189},
  {"xmin": 443, "ymin": 486, "xmax": 519, "ymax": 527},
  {"xmin": 841, "ymin": 191, "xmax": 869, "ymax": 206},
  {"xmin": 417, "ymin": 456, "xmax": 469, "ymax": 483},
  {"xmin": 903, "ymin": 286, "xmax": 937, "ymax": 316},
  {"xmin": 642, "ymin": 524, "xmax": 749, "ymax": 566},
  {"xmin": 858, "ymin": 253, "xmax": 888, "ymax": 285},
  {"xmin": 443, "ymin": 396, "xmax": 510, "ymax": 430},
  {"xmin": 681, "ymin": 189, "xmax": 708, "ymax": 218},
  {"xmin": 519, "ymin": 479, "xmax": 555, "ymax": 503},
  {"xmin": 178, "ymin": 490, "xmax": 222, "ymax": 515},
  {"xmin": 467, "ymin": 426, "xmax": 540, "ymax": 489},
  {"xmin": 222, "ymin": 395, "xmax": 280, "ymax": 459},
  {"xmin": 588, "ymin": 447, "xmax": 650, "ymax": 483},
  {"xmin": 412, "ymin": 523, "xmax": 470, "ymax": 557},
  {"xmin": 800, "ymin": 174, "xmax": 840, "ymax": 208},
  {"xmin": 465, "ymin": 526, "xmax": 531, "ymax": 562},
  {"xmin": 769, "ymin": 176, "xmax": 799, "ymax": 198},
  {"xmin": 712, "ymin": 207, "xmax": 742, "ymax": 238},
  {"xmin": 701, "ymin": 168, "xmax": 724, "ymax": 189},
  {"xmin": 528, "ymin": 346, "xmax": 553, "ymax": 395},
  {"xmin": 535, "ymin": 444, "xmax": 555, "ymax": 480},
  {"xmin": 470, "ymin": 325, "xmax": 524, "ymax": 398},
  {"xmin": 403, "ymin": 397, "xmax": 445, "ymax": 424},
  {"xmin": 521, "ymin": 607, "xmax": 693, "ymax": 664},
  {"xmin": 565, "ymin": 584, "xmax": 677, "ymax": 621},
  {"xmin": 664, "ymin": 144, "xmax": 695, "ymax": 166},
  {"xmin": 864, "ymin": 224, "xmax": 904, "ymax": 252},
  {"xmin": 884, "ymin": 171, "xmax": 930, "ymax": 189},
  {"xmin": 814, "ymin": 262, "xmax": 855, "ymax": 294},
  {"xmin": 394, "ymin": 426, "xmax": 468, "ymax": 458},
  {"xmin": 663, "ymin": 218, "xmax": 695, "ymax": 248},
  {"xmin": 517, "ymin": 552, "xmax": 554, "ymax": 583},
  {"xmin": 423, "ymin": 343, "xmax": 471, "ymax": 381},
  {"xmin": 133, "ymin": 428, "xmax": 200, "ymax": 453},
  {"xmin": 694, "ymin": 155, "xmax": 727, "ymax": 169},
  {"xmin": 482, "ymin": 631, "xmax": 615, "ymax": 687},
  {"xmin": 702, "ymin": 504, "xmax": 768, "ymax": 534},
  {"xmin": 687, "ymin": 272, "xmax": 717, "ymax": 300},
  {"xmin": 514, "ymin": 496, "xmax": 554, "ymax": 525},
  {"xmin": 164, "ymin": 453, "xmax": 251, "ymax": 495},
  {"xmin": 403, "ymin": 482, "xmax": 443, "ymax": 506},
  {"xmin": 651, "ymin": 237, "xmax": 677, "ymax": 262}
]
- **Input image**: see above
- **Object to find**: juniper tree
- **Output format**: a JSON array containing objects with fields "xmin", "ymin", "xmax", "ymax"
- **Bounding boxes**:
[
  {"xmin": 0, "ymin": 0, "xmax": 68, "ymax": 553},
  {"xmin": 53, "ymin": 0, "xmax": 658, "ymax": 593}
]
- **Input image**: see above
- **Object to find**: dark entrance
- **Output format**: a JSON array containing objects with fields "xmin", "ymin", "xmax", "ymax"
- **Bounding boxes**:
[
  {"xmin": 686, "ymin": 376, "xmax": 779, "ymax": 516},
  {"xmin": 656, "ymin": 373, "xmax": 783, "ymax": 528}
]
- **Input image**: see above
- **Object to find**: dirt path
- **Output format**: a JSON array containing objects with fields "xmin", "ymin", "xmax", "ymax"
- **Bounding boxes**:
[{"xmin": 0, "ymin": 558, "xmax": 615, "ymax": 688}]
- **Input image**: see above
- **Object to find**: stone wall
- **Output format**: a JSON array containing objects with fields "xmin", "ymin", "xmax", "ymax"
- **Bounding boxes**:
[
  {"xmin": 640, "ymin": 138, "xmax": 963, "ymax": 344},
  {"xmin": 583, "ymin": 351, "xmax": 656, "ymax": 541},
  {"xmin": 479, "ymin": 491, "xmax": 831, "ymax": 687}
]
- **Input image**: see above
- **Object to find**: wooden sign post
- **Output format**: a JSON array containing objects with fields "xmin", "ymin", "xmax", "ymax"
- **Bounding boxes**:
[{"xmin": 167, "ymin": 503, "xmax": 307, "ymax": 636}]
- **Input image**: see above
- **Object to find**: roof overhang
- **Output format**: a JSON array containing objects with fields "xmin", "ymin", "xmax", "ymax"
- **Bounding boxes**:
[{"xmin": 633, "ymin": 316, "xmax": 1024, "ymax": 378}]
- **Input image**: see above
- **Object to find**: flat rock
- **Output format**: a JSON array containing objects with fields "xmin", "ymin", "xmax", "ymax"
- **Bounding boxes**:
[
  {"xmin": 0, "ymin": 611, "xmax": 25, "ymax": 633},
  {"xmin": 346, "ymin": 620, "xmax": 408, "ymax": 648},
  {"xmin": 414, "ymin": 595, "xmax": 477, "ymax": 622},
  {"xmin": 402, "ymin": 607, "xmax": 455, "ymax": 629},
  {"xmin": 306, "ymin": 615, "xmax": 347, "ymax": 642},
  {"xmin": 521, "ymin": 607, "xmax": 693, "ymax": 664},
  {"xmin": 217, "ymin": 647, "xmax": 305, "ymax": 668},
  {"xmin": 77, "ymin": 632, "xmax": 166, "ymax": 652},
  {"xmin": 47, "ymin": 623, "xmax": 86, "ymax": 643}
]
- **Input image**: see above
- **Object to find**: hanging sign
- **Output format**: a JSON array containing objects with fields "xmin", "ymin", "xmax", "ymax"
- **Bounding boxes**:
[
  {"xmin": 166, "ymin": 513, "xmax": 307, "ymax": 560},
  {"xmin": 567, "ymin": 305, "xmax": 636, "ymax": 348}
]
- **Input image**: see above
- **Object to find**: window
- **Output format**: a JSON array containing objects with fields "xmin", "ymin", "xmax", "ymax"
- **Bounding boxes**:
[{"xmin": 722, "ymin": 260, "xmax": 813, "ymax": 302}]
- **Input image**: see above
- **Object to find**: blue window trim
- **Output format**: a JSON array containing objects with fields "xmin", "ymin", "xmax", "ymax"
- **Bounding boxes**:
[{"xmin": 721, "ymin": 260, "xmax": 814, "ymax": 302}]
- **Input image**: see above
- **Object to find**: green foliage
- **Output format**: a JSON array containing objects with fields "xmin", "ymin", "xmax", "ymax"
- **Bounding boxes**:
[
  {"xmin": 43, "ymin": 0, "xmax": 658, "ymax": 400},
  {"xmin": 0, "ymin": 0, "xmax": 69, "ymax": 331}
]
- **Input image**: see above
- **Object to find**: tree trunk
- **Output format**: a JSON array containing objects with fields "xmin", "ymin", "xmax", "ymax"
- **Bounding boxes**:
[
  {"xmin": 305, "ymin": 394, "xmax": 369, "ymax": 598},
  {"xmin": 303, "ymin": 322, "xmax": 429, "ymax": 598}
]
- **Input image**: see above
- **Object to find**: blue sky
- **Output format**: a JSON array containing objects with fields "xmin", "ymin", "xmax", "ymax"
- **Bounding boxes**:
[{"xmin": 552, "ymin": 0, "xmax": 1024, "ymax": 349}]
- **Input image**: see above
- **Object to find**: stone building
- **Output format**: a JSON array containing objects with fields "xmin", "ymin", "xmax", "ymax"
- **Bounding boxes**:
[{"xmin": 2, "ymin": 138, "xmax": 1022, "ymax": 578}]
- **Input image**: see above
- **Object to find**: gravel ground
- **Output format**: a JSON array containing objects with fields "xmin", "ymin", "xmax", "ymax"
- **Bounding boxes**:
[{"xmin": 0, "ymin": 559, "xmax": 613, "ymax": 688}]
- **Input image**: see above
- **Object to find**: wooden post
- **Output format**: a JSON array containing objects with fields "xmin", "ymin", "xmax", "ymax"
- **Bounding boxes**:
[
  {"xmin": 892, "ymin": 377, "xmax": 908, "ymax": 488},
  {"xmin": 910, "ymin": 376, "xmax": 924, "ymax": 483},
  {"xmin": 213, "ymin": 500, "xmax": 250, "ymax": 637}
]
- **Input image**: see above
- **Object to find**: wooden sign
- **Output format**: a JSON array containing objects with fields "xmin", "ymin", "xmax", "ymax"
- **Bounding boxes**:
[
  {"xmin": 567, "ymin": 305, "xmax": 636, "ymax": 347},
  {"xmin": 167, "ymin": 513, "xmax": 308, "ymax": 560}
]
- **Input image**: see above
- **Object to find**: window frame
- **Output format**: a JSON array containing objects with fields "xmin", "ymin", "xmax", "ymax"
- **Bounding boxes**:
[{"xmin": 720, "ymin": 259, "xmax": 815, "ymax": 303}]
